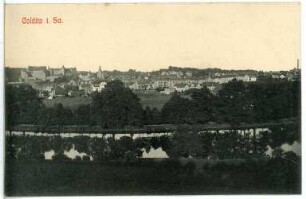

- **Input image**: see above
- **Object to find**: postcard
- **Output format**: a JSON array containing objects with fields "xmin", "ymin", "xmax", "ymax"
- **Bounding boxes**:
[{"xmin": 3, "ymin": 2, "xmax": 301, "ymax": 196}]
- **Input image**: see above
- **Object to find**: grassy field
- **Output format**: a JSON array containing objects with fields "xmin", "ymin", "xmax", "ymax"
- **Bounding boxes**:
[
  {"xmin": 43, "ymin": 97, "xmax": 91, "ymax": 110},
  {"xmin": 5, "ymin": 158, "xmax": 300, "ymax": 196},
  {"xmin": 136, "ymin": 91, "xmax": 171, "ymax": 110},
  {"xmin": 43, "ymin": 91, "xmax": 171, "ymax": 110}
]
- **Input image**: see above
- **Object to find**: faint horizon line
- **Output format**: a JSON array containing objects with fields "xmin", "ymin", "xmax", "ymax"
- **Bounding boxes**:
[{"xmin": 4, "ymin": 63, "xmax": 300, "ymax": 73}]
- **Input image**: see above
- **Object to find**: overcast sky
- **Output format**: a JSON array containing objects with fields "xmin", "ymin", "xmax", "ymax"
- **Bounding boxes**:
[{"xmin": 5, "ymin": 3, "xmax": 300, "ymax": 72}]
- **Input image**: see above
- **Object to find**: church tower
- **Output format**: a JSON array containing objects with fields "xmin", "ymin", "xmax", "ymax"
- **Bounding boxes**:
[{"xmin": 97, "ymin": 66, "xmax": 104, "ymax": 79}]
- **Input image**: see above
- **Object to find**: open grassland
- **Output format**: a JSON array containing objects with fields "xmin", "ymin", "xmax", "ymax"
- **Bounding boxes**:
[
  {"xmin": 43, "ymin": 97, "xmax": 91, "ymax": 110},
  {"xmin": 136, "ymin": 91, "xmax": 171, "ymax": 110},
  {"xmin": 43, "ymin": 91, "xmax": 171, "ymax": 110},
  {"xmin": 5, "ymin": 158, "xmax": 300, "ymax": 196}
]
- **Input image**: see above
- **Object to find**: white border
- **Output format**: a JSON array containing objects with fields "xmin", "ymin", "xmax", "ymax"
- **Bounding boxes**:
[
  {"xmin": 1, "ymin": 0, "xmax": 4, "ymax": 199},
  {"xmin": 2, "ymin": 0, "xmax": 303, "ymax": 3}
]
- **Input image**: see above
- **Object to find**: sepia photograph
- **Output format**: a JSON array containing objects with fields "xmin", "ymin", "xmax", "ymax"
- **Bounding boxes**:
[{"xmin": 3, "ymin": 2, "xmax": 301, "ymax": 196}]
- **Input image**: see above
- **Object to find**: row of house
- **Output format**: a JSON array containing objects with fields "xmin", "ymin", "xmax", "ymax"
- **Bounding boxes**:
[
  {"xmin": 17, "ymin": 65, "xmax": 259, "ymax": 98},
  {"xmin": 126, "ymin": 75, "xmax": 257, "ymax": 95},
  {"xmin": 36, "ymin": 79, "xmax": 108, "ymax": 99}
]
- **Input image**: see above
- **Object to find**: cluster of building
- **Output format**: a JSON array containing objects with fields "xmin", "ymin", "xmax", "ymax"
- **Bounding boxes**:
[
  {"xmin": 14, "ymin": 65, "xmax": 106, "ymax": 98},
  {"xmin": 128, "ymin": 74, "xmax": 257, "ymax": 95},
  {"xmin": 20, "ymin": 66, "xmax": 77, "ymax": 82},
  {"xmin": 7, "ymin": 62, "xmax": 300, "ymax": 99}
]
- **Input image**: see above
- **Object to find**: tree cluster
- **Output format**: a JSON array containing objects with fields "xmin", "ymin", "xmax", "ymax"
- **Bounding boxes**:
[
  {"xmin": 6, "ymin": 124, "xmax": 299, "ymax": 161},
  {"xmin": 5, "ymin": 78, "xmax": 300, "ymax": 129},
  {"xmin": 161, "ymin": 78, "xmax": 300, "ymax": 125}
]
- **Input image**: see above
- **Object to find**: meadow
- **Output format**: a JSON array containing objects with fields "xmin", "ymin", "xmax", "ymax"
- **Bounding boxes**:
[
  {"xmin": 134, "ymin": 90, "xmax": 172, "ymax": 110},
  {"xmin": 43, "ymin": 97, "xmax": 91, "ymax": 110},
  {"xmin": 43, "ymin": 91, "xmax": 171, "ymax": 110}
]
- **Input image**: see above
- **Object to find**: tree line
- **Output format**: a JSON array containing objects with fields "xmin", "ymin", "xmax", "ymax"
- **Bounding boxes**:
[
  {"xmin": 6, "ymin": 124, "xmax": 299, "ymax": 161},
  {"xmin": 5, "ymin": 78, "xmax": 300, "ymax": 128}
]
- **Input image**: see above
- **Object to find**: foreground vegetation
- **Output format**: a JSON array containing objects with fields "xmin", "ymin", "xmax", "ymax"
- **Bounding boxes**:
[
  {"xmin": 6, "ymin": 124, "xmax": 300, "ymax": 161},
  {"xmin": 6, "ymin": 78, "xmax": 300, "ymax": 128},
  {"xmin": 5, "ymin": 157, "xmax": 300, "ymax": 196},
  {"xmin": 5, "ymin": 122, "xmax": 301, "ymax": 196},
  {"xmin": 5, "ymin": 77, "xmax": 301, "ymax": 196}
]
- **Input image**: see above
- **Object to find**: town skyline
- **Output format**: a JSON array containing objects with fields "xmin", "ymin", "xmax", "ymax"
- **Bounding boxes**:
[
  {"xmin": 5, "ymin": 60, "xmax": 301, "ymax": 73},
  {"xmin": 5, "ymin": 3, "xmax": 300, "ymax": 72}
]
